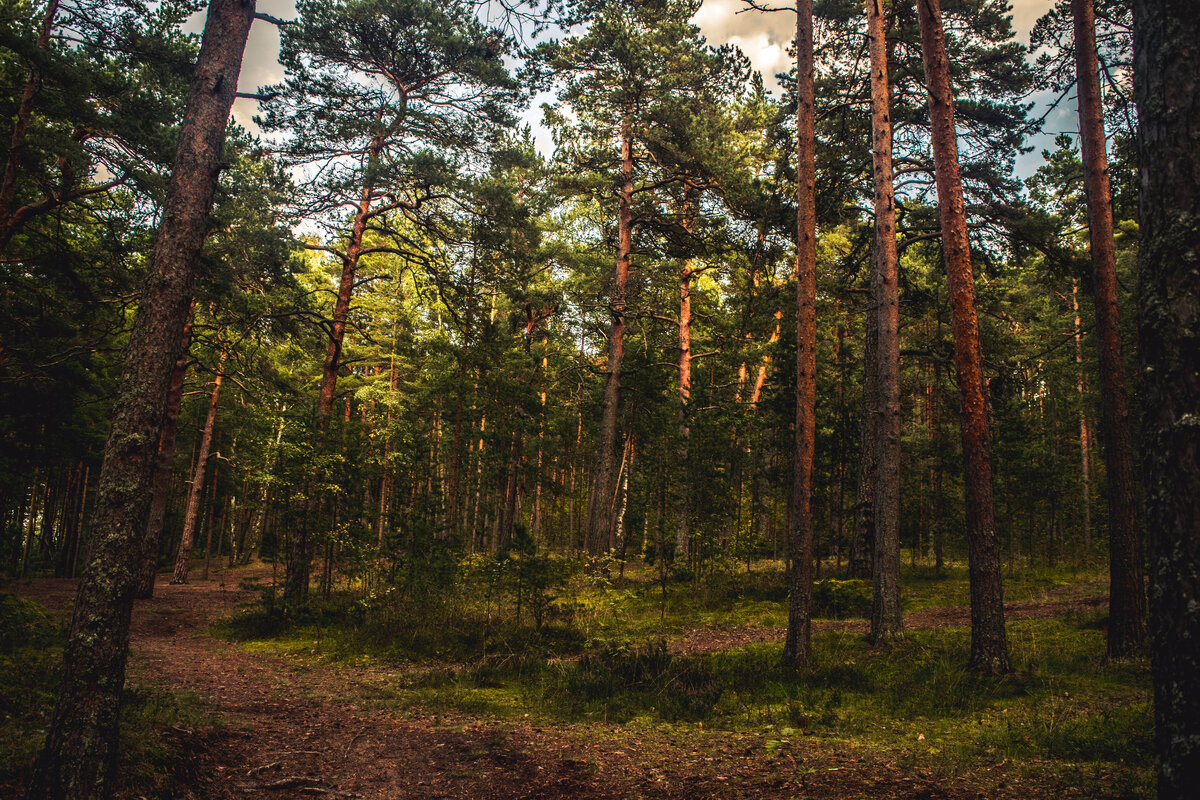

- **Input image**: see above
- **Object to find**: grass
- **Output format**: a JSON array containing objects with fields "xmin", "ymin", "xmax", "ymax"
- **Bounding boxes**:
[
  {"xmin": 0, "ymin": 593, "xmax": 218, "ymax": 798},
  {"xmin": 215, "ymin": 559, "xmax": 1153, "ymax": 798}
]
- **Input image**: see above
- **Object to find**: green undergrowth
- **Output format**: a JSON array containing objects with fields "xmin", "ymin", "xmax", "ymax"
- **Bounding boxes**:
[
  {"xmin": 899, "ymin": 560, "xmax": 1107, "ymax": 611},
  {"xmin": 0, "ymin": 593, "xmax": 217, "ymax": 798},
  {"xmin": 218, "ymin": 562, "xmax": 1149, "ymax": 795}
]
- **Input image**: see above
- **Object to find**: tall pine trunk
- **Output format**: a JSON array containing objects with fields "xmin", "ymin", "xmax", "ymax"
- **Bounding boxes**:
[
  {"xmin": 1131, "ymin": 1, "xmax": 1200, "ymax": 795},
  {"xmin": 1071, "ymin": 0, "xmax": 1147, "ymax": 658},
  {"xmin": 25, "ymin": 2, "xmax": 255, "ymax": 795},
  {"xmin": 867, "ymin": 0, "xmax": 902, "ymax": 642},
  {"xmin": 915, "ymin": 0, "xmax": 1008, "ymax": 673},
  {"xmin": 585, "ymin": 111, "xmax": 633, "ymax": 555},
  {"xmin": 782, "ymin": 0, "xmax": 817, "ymax": 669},
  {"xmin": 171, "ymin": 353, "xmax": 225, "ymax": 584}
]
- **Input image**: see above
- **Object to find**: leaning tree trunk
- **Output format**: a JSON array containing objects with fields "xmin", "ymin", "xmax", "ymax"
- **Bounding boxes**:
[
  {"xmin": 292, "ymin": 136, "xmax": 384, "ymax": 606},
  {"xmin": 585, "ymin": 110, "xmax": 633, "ymax": 555},
  {"xmin": 316, "ymin": 137, "xmax": 382, "ymax": 420},
  {"xmin": 136, "ymin": 316, "xmax": 192, "ymax": 598},
  {"xmin": 867, "ymin": 0, "xmax": 902, "ymax": 643},
  {"xmin": 171, "ymin": 353, "xmax": 225, "ymax": 584},
  {"xmin": 915, "ymin": 0, "xmax": 1008, "ymax": 673},
  {"xmin": 1131, "ymin": 2, "xmax": 1200, "ymax": 796},
  {"xmin": 25, "ymin": 2, "xmax": 255, "ymax": 797},
  {"xmin": 1071, "ymin": 0, "xmax": 1147, "ymax": 659},
  {"xmin": 782, "ymin": 0, "xmax": 817, "ymax": 670}
]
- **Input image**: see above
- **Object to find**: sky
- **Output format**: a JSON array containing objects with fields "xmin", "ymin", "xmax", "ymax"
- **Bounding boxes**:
[{"xmin": 222, "ymin": 0, "xmax": 1071, "ymax": 181}]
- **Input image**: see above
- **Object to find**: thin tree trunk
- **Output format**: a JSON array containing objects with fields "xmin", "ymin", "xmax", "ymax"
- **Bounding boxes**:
[
  {"xmin": 20, "ymin": 470, "xmax": 40, "ymax": 578},
  {"xmin": 499, "ymin": 430, "xmax": 523, "ymax": 551},
  {"xmin": 782, "ymin": 0, "xmax": 817, "ymax": 670},
  {"xmin": 25, "ymin": 2, "xmax": 255, "ymax": 795},
  {"xmin": 867, "ymin": 0, "xmax": 903, "ymax": 642},
  {"xmin": 931, "ymin": 335, "xmax": 946, "ymax": 574},
  {"xmin": 916, "ymin": 0, "xmax": 1008, "ymax": 673},
  {"xmin": 202, "ymin": 455, "xmax": 219, "ymax": 580},
  {"xmin": 1072, "ymin": 0, "xmax": 1147, "ymax": 658},
  {"xmin": 1071, "ymin": 281, "xmax": 1093, "ymax": 555},
  {"xmin": 674, "ymin": 183, "xmax": 698, "ymax": 561},
  {"xmin": 317, "ymin": 137, "xmax": 383, "ymax": 420},
  {"xmin": 585, "ymin": 110, "xmax": 633, "ymax": 555},
  {"xmin": 850, "ymin": 306, "xmax": 878, "ymax": 581},
  {"xmin": 171, "ymin": 353, "xmax": 225, "ymax": 584},
  {"xmin": 532, "ymin": 349, "xmax": 548, "ymax": 541},
  {"xmin": 1132, "ymin": 1, "xmax": 1200, "ymax": 794}
]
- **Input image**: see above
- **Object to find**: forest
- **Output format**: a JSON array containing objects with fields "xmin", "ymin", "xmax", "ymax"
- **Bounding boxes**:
[{"xmin": 1, "ymin": 0, "xmax": 1197, "ymax": 797}]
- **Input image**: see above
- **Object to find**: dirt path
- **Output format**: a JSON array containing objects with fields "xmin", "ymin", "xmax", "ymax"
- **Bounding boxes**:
[{"xmin": 11, "ymin": 567, "xmax": 1101, "ymax": 799}]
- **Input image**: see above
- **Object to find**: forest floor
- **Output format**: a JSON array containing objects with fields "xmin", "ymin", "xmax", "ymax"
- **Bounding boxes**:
[{"xmin": 7, "ymin": 563, "xmax": 1150, "ymax": 799}]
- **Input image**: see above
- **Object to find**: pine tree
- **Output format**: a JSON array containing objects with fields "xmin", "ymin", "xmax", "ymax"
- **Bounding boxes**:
[
  {"xmin": 916, "ymin": 0, "xmax": 1008, "ymax": 673},
  {"xmin": 26, "ymin": 1, "xmax": 257, "ymax": 795},
  {"xmin": 1132, "ymin": 0, "xmax": 1200, "ymax": 793}
]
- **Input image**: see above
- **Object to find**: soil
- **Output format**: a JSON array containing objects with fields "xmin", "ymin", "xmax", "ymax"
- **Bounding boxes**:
[{"xmin": 10, "ymin": 566, "xmax": 1110, "ymax": 799}]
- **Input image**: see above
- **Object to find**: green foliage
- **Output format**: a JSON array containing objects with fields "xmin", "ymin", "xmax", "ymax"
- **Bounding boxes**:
[
  {"xmin": 218, "ymin": 548, "xmax": 586, "ymax": 664},
  {"xmin": 811, "ymin": 578, "xmax": 871, "ymax": 619}
]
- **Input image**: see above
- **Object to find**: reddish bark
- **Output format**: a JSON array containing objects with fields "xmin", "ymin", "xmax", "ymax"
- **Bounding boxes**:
[
  {"xmin": 916, "ymin": 0, "xmax": 1008, "ymax": 673},
  {"xmin": 1071, "ymin": 0, "xmax": 1147, "ymax": 658},
  {"xmin": 674, "ymin": 184, "xmax": 698, "ymax": 560},
  {"xmin": 171, "ymin": 352, "xmax": 226, "ymax": 584},
  {"xmin": 867, "ymin": 0, "xmax": 902, "ymax": 642},
  {"xmin": 317, "ymin": 136, "xmax": 383, "ymax": 419},
  {"xmin": 782, "ymin": 0, "xmax": 817, "ymax": 670},
  {"xmin": 585, "ymin": 111, "xmax": 633, "ymax": 555}
]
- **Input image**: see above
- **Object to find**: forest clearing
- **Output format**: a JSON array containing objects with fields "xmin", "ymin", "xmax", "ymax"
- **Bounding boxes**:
[
  {"xmin": 3, "ymin": 559, "xmax": 1151, "ymax": 798},
  {"xmin": 0, "ymin": 0, "xmax": 1197, "ymax": 797}
]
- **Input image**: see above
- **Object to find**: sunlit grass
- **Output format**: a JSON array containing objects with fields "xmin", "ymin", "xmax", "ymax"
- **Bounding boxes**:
[{"xmin": 214, "ymin": 559, "xmax": 1150, "ymax": 796}]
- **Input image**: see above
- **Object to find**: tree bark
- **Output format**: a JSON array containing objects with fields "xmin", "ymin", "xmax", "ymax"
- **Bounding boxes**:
[
  {"xmin": 782, "ymin": 0, "xmax": 817, "ymax": 670},
  {"xmin": 915, "ymin": 0, "xmax": 1008, "ymax": 673},
  {"xmin": 585, "ymin": 110, "xmax": 633, "ymax": 555},
  {"xmin": 867, "ymin": 0, "xmax": 902, "ymax": 643},
  {"xmin": 1071, "ymin": 0, "xmax": 1148, "ymax": 658},
  {"xmin": 171, "ymin": 353, "xmax": 225, "ymax": 584},
  {"xmin": 317, "ymin": 136, "xmax": 384, "ymax": 420},
  {"xmin": 25, "ymin": 2, "xmax": 255, "ymax": 796},
  {"xmin": 1131, "ymin": 2, "xmax": 1200, "ymax": 795}
]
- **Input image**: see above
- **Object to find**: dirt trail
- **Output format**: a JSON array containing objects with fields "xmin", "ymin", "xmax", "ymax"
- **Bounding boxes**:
[{"xmin": 11, "ymin": 567, "xmax": 1099, "ymax": 799}]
